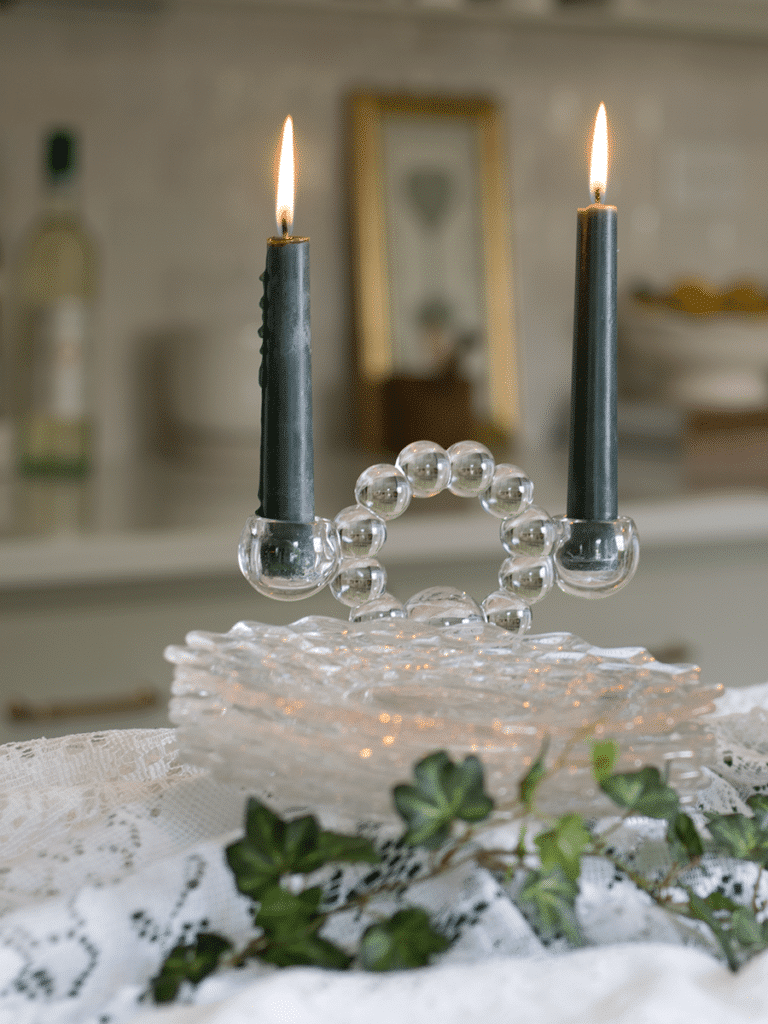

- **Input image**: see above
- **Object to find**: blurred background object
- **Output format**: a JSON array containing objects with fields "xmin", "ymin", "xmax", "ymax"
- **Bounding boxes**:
[
  {"xmin": 348, "ymin": 92, "xmax": 516, "ymax": 455},
  {"xmin": 0, "ymin": 146, "xmax": 13, "ymax": 514},
  {"xmin": 1, "ymin": 0, "xmax": 768, "ymax": 474},
  {"xmin": 14, "ymin": 127, "xmax": 97, "ymax": 477},
  {"xmin": 620, "ymin": 280, "xmax": 768, "ymax": 487},
  {"xmin": 622, "ymin": 280, "xmax": 768, "ymax": 411}
]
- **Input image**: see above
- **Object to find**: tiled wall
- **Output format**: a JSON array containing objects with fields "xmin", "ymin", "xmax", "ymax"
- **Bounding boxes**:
[{"xmin": 1, "ymin": 1, "xmax": 767, "ymax": 464}]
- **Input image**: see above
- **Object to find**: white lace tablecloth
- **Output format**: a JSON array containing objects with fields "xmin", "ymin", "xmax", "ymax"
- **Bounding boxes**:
[{"xmin": 2, "ymin": 683, "xmax": 768, "ymax": 1024}]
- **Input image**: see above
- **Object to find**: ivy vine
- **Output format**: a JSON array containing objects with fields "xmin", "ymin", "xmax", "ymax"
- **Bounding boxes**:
[{"xmin": 150, "ymin": 742, "xmax": 768, "ymax": 1003}]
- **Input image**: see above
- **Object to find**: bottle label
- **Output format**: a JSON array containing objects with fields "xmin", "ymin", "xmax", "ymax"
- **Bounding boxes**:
[{"xmin": 31, "ymin": 297, "xmax": 89, "ymax": 420}]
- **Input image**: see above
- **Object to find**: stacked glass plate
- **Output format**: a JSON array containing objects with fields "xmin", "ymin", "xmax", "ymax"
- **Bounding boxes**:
[{"xmin": 166, "ymin": 616, "xmax": 721, "ymax": 821}]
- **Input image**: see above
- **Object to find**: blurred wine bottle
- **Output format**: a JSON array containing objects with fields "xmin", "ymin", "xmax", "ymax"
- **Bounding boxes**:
[{"xmin": 15, "ymin": 128, "xmax": 97, "ymax": 476}]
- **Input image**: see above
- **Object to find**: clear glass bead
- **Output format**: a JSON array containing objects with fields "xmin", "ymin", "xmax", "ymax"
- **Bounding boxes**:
[
  {"xmin": 334, "ymin": 505, "xmax": 387, "ymax": 558},
  {"xmin": 480, "ymin": 464, "xmax": 534, "ymax": 519},
  {"xmin": 498, "ymin": 555, "xmax": 554, "ymax": 605},
  {"xmin": 330, "ymin": 557, "xmax": 387, "ymax": 608},
  {"xmin": 404, "ymin": 586, "xmax": 484, "ymax": 626},
  {"xmin": 500, "ymin": 505, "xmax": 557, "ymax": 557},
  {"xmin": 238, "ymin": 516, "xmax": 340, "ymax": 601},
  {"xmin": 447, "ymin": 440, "xmax": 495, "ymax": 497},
  {"xmin": 350, "ymin": 592, "xmax": 407, "ymax": 623},
  {"xmin": 482, "ymin": 590, "xmax": 532, "ymax": 635},
  {"xmin": 354, "ymin": 464, "xmax": 412, "ymax": 520},
  {"xmin": 553, "ymin": 517, "xmax": 639, "ymax": 598},
  {"xmin": 396, "ymin": 440, "xmax": 451, "ymax": 498}
]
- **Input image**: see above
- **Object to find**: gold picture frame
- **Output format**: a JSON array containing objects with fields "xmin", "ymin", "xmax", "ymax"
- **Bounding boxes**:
[{"xmin": 349, "ymin": 92, "xmax": 518, "ymax": 453}]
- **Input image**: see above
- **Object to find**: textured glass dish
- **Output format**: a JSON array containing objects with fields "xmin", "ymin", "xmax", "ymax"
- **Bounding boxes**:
[{"xmin": 166, "ymin": 617, "xmax": 721, "ymax": 822}]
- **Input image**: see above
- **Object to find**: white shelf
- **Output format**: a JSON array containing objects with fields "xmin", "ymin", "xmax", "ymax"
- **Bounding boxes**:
[
  {"xmin": 172, "ymin": 0, "xmax": 768, "ymax": 46},
  {"xmin": 2, "ymin": 453, "xmax": 767, "ymax": 589}
]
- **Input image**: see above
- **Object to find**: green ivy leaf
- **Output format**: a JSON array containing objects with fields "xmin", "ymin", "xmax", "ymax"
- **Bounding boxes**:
[
  {"xmin": 252, "ymin": 885, "xmax": 353, "ymax": 968},
  {"xmin": 685, "ymin": 894, "xmax": 768, "ymax": 966},
  {"xmin": 260, "ymin": 933, "xmax": 353, "ymax": 969},
  {"xmin": 313, "ymin": 831, "xmax": 382, "ymax": 867},
  {"xmin": 706, "ymin": 813, "xmax": 768, "ymax": 865},
  {"xmin": 671, "ymin": 812, "xmax": 704, "ymax": 860},
  {"xmin": 393, "ymin": 751, "xmax": 493, "ymax": 849},
  {"xmin": 151, "ymin": 933, "xmax": 232, "ymax": 1003},
  {"xmin": 358, "ymin": 908, "xmax": 451, "ymax": 971},
  {"xmin": 244, "ymin": 797, "xmax": 291, "ymax": 851},
  {"xmin": 516, "ymin": 868, "xmax": 582, "ymax": 946},
  {"xmin": 253, "ymin": 884, "xmax": 324, "ymax": 939},
  {"xmin": 225, "ymin": 799, "xmax": 295, "ymax": 898},
  {"xmin": 534, "ymin": 814, "xmax": 591, "ymax": 882},
  {"xmin": 519, "ymin": 739, "xmax": 549, "ymax": 809},
  {"xmin": 700, "ymin": 890, "xmax": 740, "ymax": 914},
  {"xmin": 225, "ymin": 799, "xmax": 380, "ymax": 900},
  {"xmin": 746, "ymin": 794, "xmax": 768, "ymax": 825},
  {"xmin": 732, "ymin": 906, "xmax": 767, "ymax": 951},
  {"xmin": 591, "ymin": 740, "xmax": 619, "ymax": 783},
  {"xmin": 599, "ymin": 766, "xmax": 680, "ymax": 820},
  {"xmin": 686, "ymin": 890, "xmax": 739, "ymax": 971}
]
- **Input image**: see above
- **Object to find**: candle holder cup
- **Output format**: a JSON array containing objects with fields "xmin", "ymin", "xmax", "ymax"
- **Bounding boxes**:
[
  {"xmin": 238, "ymin": 515, "xmax": 340, "ymax": 600},
  {"xmin": 553, "ymin": 517, "xmax": 639, "ymax": 598}
]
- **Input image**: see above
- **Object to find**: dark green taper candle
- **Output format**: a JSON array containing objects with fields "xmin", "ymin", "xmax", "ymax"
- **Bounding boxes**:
[
  {"xmin": 567, "ymin": 103, "xmax": 618, "ymax": 522},
  {"xmin": 257, "ymin": 116, "xmax": 315, "ymax": 524}
]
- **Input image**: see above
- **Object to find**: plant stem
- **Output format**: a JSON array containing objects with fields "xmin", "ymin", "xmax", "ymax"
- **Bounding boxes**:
[{"xmin": 753, "ymin": 865, "xmax": 764, "ymax": 915}]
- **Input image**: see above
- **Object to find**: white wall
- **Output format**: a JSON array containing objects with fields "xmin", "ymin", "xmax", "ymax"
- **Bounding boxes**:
[{"xmin": 2, "ymin": 0, "xmax": 767, "ymax": 464}]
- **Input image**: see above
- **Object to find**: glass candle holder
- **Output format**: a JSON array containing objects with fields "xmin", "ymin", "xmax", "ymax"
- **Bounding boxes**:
[
  {"xmin": 238, "ymin": 441, "xmax": 641, "ymax": 628},
  {"xmin": 553, "ymin": 517, "xmax": 639, "ymax": 598},
  {"xmin": 238, "ymin": 515, "xmax": 340, "ymax": 600}
]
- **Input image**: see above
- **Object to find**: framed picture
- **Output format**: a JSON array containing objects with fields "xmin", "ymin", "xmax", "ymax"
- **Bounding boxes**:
[{"xmin": 349, "ymin": 92, "xmax": 518, "ymax": 454}]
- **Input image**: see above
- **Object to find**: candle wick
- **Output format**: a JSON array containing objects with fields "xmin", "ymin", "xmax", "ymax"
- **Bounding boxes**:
[
  {"xmin": 280, "ymin": 216, "xmax": 289, "ymax": 238},
  {"xmin": 593, "ymin": 186, "xmax": 602, "ymax": 204}
]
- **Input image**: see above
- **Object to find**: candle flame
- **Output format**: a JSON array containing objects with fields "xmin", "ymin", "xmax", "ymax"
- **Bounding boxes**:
[
  {"xmin": 589, "ymin": 103, "xmax": 609, "ymax": 202},
  {"xmin": 276, "ymin": 115, "xmax": 294, "ymax": 235}
]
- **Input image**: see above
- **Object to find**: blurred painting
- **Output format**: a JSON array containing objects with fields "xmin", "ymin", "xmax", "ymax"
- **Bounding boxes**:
[{"xmin": 349, "ymin": 93, "xmax": 518, "ymax": 453}]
